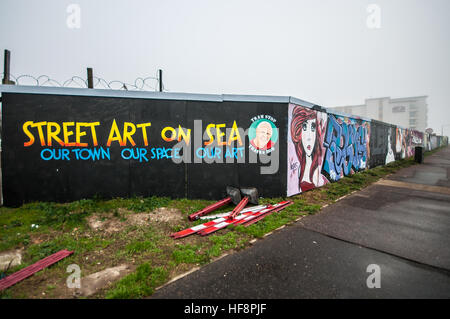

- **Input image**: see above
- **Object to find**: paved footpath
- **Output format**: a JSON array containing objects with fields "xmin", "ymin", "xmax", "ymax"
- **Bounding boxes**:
[{"xmin": 152, "ymin": 146, "xmax": 450, "ymax": 298}]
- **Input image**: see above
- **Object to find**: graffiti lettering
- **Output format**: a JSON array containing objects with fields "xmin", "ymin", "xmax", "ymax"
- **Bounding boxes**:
[
  {"xmin": 203, "ymin": 121, "xmax": 243, "ymax": 147},
  {"xmin": 322, "ymin": 116, "xmax": 368, "ymax": 181},
  {"xmin": 24, "ymin": 121, "xmax": 101, "ymax": 147}
]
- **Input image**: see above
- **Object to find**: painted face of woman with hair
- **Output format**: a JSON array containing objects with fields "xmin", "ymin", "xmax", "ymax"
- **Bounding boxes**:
[
  {"xmin": 290, "ymin": 106, "xmax": 323, "ymax": 192},
  {"xmin": 300, "ymin": 119, "xmax": 317, "ymax": 157}
]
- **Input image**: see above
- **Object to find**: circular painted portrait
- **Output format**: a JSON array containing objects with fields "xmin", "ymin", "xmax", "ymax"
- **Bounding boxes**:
[{"xmin": 248, "ymin": 118, "xmax": 278, "ymax": 152}]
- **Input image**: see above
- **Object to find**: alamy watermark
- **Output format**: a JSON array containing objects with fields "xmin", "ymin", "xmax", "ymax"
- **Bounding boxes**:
[
  {"xmin": 366, "ymin": 4, "xmax": 381, "ymax": 29},
  {"xmin": 66, "ymin": 4, "xmax": 81, "ymax": 29},
  {"xmin": 66, "ymin": 264, "xmax": 81, "ymax": 289},
  {"xmin": 168, "ymin": 119, "xmax": 280, "ymax": 175},
  {"xmin": 366, "ymin": 264, "xmax": 381, "ymax": 288}
]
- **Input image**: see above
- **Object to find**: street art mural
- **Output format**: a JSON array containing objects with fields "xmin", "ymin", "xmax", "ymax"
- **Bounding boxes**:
[
  {"xmin": 425, "ymin": 132, "xmax": 432, "ymax": 151},
  {"xmin": 396, "ymin": 128, "xmax": 408, "ymax": 159},
  {"xmin": 411, "ymin": 130, "xmax": 424, "ymax": 150},
  {"xmin": 1, "ymin": 87, "xmax": 447, "ymax": 205},
  {"xmin": 286, "ymin": 103, "xmax": 442, "ymax": 197},
  {"xmin": 20, "ymin": 120, "xmax": 251, "ymax": 163},
  {"xmin": 369, "ymin": 121, "xmax": 395, "ymax": 167},
  {"xmin": 405, "ymin": 129, "xmax": 414, "ymax": 158},
  {"xmin": 1, "ymin": 89, "xmax": 290, "ymax": 206},
  {"xmin": 398, "ymin": 129, "xmax": 424, "ymax": 158},
  {"xmin": 287, "ymin": 104, "xmax": 328, "ymax": 196},
  {"xmin": 248, "ymin": 115, "xmax": 278, "ymax": 155},
  {"xmin": 395, "ymin": 128, "xmax": 425, "ymax": 159},
  {"xmin": 431, "ymin": 135, "xmax": 438, "ymax": 150},
  {"xmin": 396, "ymin": 127, "xmax": 403, "ymax": 155},
  {"xmin": 287, "ymin": 104, "xmax": 371, "ymax": 196},
  {"xmin": 385, "ymin": 127, "xmax": 395, "ymax": 164},
  {"xmin": 426, "ymin": 133, "xmax": 447, "ymax": 150},
  {"xmin": 321, "ymin": 115, "xmax": 370, "ymax": 182}
]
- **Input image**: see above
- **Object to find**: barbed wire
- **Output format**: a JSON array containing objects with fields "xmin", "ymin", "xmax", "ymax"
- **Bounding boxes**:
[{"xmin": 1, "ymin": 72, "xmax": 169, "ymax": 92}]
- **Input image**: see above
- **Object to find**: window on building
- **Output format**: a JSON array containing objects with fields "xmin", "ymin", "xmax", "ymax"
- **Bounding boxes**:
[{"xmin": 392, "ymin": 105, "xmax": 406, "ymax": 113}]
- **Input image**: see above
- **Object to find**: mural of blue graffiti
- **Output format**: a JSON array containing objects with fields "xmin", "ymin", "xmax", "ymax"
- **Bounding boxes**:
[{"xmin": 322, "ymin": 115, "xmax": 369, "ymax": 181}]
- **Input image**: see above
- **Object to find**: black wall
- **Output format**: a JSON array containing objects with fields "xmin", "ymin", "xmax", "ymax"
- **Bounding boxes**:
[
  {"xmin": 1, "ymin": 93, "xmax": 287, "ymax": 206},
  {"xmin": 185, "ymin": 100, "xmax": 287, "ymax": 200}
]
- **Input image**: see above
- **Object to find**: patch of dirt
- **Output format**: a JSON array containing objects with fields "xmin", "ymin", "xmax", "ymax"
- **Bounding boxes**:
[
  {"xmin": 87, "ymin": 216, "xmax": 125, "ymax": 234},
  {"xmin": 145, "ymin": 207, "xmax": 184, "ymax": 224},
  {"xmin": 87, "ymin": 207, "xmax": 184, "ymax": 234},
  {"xmin": 76, "ymin": 264, "xmax": 134, "ymax": 297},
  {"xmin": 0, "ymin": 249, "xmax": 23, "ymax": 271},
  {"xmin": 30, "ymin": 233, "xmax": 53, "ymax": 245}
]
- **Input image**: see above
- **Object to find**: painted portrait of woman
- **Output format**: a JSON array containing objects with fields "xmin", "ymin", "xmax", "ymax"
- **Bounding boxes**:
[{"xmin": 290, "ymin": 106, "xmax": 327, "ymax": 192}]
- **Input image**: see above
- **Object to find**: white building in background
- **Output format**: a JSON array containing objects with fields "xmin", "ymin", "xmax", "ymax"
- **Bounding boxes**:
[{"xmin": 327, "ymin": 96, "xmax": 428, "ymax": 132}]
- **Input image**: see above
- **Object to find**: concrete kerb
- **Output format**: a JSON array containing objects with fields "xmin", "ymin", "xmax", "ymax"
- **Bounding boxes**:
[{"xmin": 154, "ymin": 253, "xmax": 231, "ymax": 291}]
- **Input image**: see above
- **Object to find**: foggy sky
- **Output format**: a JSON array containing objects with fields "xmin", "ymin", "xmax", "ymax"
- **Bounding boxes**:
[{"xmin": 1, "ymin": 0, "xmax": 449, "ymax": 134}]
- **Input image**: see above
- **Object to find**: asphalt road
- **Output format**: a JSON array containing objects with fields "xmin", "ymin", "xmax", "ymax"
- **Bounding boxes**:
[{"xmin": 152, "ymin": 146, "xmax": 450, "ymax": 299}]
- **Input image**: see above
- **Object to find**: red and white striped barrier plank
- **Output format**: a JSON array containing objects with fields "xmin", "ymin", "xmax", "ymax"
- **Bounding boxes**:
[
  {"xmin": 198, "ymin": 202, "xmax": 291, "ymax": 236},
  {"xmin": 170, "ymin": 206, "xmax": 268, "ymax": 239},
  {"xmin": 188, "ymin": 197, "xmax": 232, "ymax": 221},
  {"xmin": 0, "ymin": 249, "xmax": 73, "ymax": 291},
  {"xmin": 199, "ymin": 205, "xmax": 266, "ymax": 220},
  {"xmin": 228, "ymin": 196, "xmax": 249, "ymax": 220},
  {"xmin": 242, "ymin": 201, "xmax": 293, "ymax": 227},
  {"xmin": 197, "ymin": 205, "xmax": 280, "ymax": 236}
]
